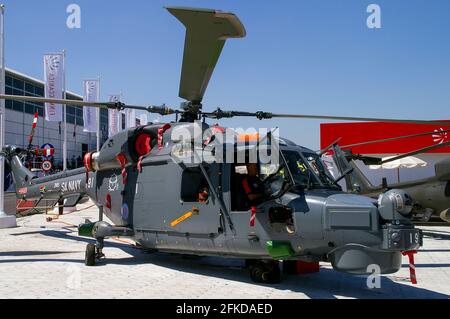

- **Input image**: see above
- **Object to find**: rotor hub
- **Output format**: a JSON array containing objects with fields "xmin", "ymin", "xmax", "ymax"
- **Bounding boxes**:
[{"xmin": 179, "ymin": 101, "xmax": 202, "ymax": 122}]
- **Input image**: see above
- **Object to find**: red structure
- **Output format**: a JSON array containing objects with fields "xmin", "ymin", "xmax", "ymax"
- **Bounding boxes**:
[{"xmin": 320, "ymin": 121, "xmax": 450, "ymax": 154}]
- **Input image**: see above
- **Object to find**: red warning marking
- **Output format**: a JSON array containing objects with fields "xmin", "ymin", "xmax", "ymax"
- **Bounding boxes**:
[
  {"xmin": 249, "ymin": 206, "xmax": 256, "ymax": 227},
  {"xmin": 402, "ymin": 250, "xmax": 418, "ymax": 284},
  {"xmin": 116, "ymin": 153, "xmax": 128, "ymax": 185}
]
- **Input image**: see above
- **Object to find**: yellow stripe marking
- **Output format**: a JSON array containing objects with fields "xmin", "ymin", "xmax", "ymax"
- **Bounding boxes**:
[{"xmin": 170, "ymin": 211, "xmax": 194, "ymax": 227}]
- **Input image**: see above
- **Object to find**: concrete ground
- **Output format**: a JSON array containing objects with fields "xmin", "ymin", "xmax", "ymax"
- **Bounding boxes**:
[{"xmin": 0, "ymin": 200, "xmax": 449, "ymax": 299}]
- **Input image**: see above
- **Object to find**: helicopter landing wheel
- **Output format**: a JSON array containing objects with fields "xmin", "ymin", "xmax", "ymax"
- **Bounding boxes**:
[
  {"xmin": 85, "ymin": 241, "xmax": 105, "ymax": 266},
  {"xmin": 286, "ymin": 223, "xmax": 295, "ymax": 234},
  {"xmin": 85, "ymin": 243, "xmax": 96, "ymax": 266},
  {"xmin": 249, "ymin": 261, "xmax": 281, "ymax": 284}
]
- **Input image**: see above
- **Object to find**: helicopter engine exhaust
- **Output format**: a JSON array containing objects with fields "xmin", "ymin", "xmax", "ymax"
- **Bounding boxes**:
[{"xmin": 83, "ymin": 124, "xmax": 168, "ymax": 173}]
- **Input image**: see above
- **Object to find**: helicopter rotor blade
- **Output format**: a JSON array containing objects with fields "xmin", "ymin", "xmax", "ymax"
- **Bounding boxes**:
[
  {"xmin": 349, "ymin": 154, "xmax": 382, "ymax": 165},
  {"xmin": 339, "ymin": 129, "xmax": 450, "ymax": 150},
  {"xmin": 3, "ymin": 94, "xmax": 449, "ymax": 127},
  {"xmin": 379, "ymin": 140, "xmax": 450, "ymax": 165},
  {"xmin": 318, "ymin": 137, "xmax": 342, "ymax": 156},
  {"xmin": 0, "ymin": 94, "xmax": 178, "ymax": 116},
  {"xmin": 270, "ymin": 113, "xmax": 450, "ymax": 126},
  {"xmin": 203, "ymin": 108, "xmax": 450, "ymax": 126},
  {"xmin": 167, "ymin": 7, "xmax": 246, "ymax": 104},
  {"xmin": 0, "ymin": 93, "xmax": 117, "ymax": 108}
]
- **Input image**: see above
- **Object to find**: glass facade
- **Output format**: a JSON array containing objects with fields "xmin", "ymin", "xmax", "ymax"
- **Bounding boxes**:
[{"xmin": 5, "ymin": 71, "xmax": 109, "ymax": 144}]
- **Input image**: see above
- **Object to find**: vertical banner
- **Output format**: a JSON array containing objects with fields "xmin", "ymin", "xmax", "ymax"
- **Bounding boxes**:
[
  {"xmin": 139, "ymin": 114, "xmax": 148, "ymax": 126},
  {"xmin": 120, "ymin": 111, "xmax": 126, "ymax": 130},
  {"xmin": 125, "ymin": 108, "xmax": 136, "ymax": 129},
  {"xmin": 108, "ymin": 94, "xmax": 121, "ymax": 137},
  {"xmin": 43, "ymin": 54, "xmax": 64, "ymax": 121},
  {"xmin": 83, "ymin": 80, "xmax": 98, "ymax": 132}
]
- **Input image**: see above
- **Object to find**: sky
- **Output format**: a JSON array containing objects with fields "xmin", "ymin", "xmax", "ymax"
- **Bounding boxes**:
[{"xmin": 3, "ymin": 0, "xmax": 450, "ymax": 149}]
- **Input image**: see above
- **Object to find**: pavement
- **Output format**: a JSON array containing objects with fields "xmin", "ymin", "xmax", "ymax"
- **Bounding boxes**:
[{"xmin": 0, "ymin": 200, "xmax": 450, "ymax": 299}]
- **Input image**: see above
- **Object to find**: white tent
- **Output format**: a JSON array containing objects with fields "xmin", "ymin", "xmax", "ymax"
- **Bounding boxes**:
[
  {"xmin": 369, "ymin": 156, "xmax": 427, "ymax": 170},
  {"xmin": 369, "ymin": 156, "xmax": 427, "ymax": 183}
]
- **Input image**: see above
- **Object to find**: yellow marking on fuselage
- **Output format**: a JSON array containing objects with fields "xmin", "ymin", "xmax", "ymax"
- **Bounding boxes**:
[{"xmin": 170, "ymin": 211, "xmax": 194, "ymax": 227}]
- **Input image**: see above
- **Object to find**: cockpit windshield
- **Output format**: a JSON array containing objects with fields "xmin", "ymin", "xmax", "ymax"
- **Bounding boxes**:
[
  {"xmin": 302, "ymin": 152, "xmax": 338, "ymax": 187},
  {"xmin": 257, "ymin": 147, "xmax": 340, "ymax": 198},
  {"xmin": 281, "ymin": 150, "xmax": 340, "ymax": 191}
]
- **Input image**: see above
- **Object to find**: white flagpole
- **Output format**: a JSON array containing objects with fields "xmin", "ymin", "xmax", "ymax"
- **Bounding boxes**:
[
  {"xmin": 119, "ymin": 91, "xmax": 123, "ymax": 130},
  {"xmin": 62, "ymin": 49, "xmax": 67, "ymax": 171},
  {"xmin": 0, "ymin": 4, "xmax": 16, "ymax": 228},
  {"xmin": 96, "ymin": 76, "xmax": 100, "ymax": 151}
]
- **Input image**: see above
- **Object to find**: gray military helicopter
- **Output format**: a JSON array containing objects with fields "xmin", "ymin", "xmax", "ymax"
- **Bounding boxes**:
[
  {"xmin": 325, "ymin": 133, "xmax": 450, "ymax": 223},
  {"xmin": 2, "ymin": 6, "xmax": 445, "ymax": 283}
]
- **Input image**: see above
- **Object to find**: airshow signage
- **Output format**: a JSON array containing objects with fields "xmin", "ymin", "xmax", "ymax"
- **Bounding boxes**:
[
  {"xmin": 108, "ymin": 94, "xmax": 120, "ymax": 138},
  {"xmin": 83, "ymin": 79, "xmax": 99, "ymax": 132},
  {"xmin": 41, "ymin": 143, "xmax": 55, "ymax": 158},
  {"xmin": 43, "ymin": 54, "xmax": 64, "ymax": 122},
  {"xmin": 125, "ymin": 107, "xmax": 136, "ymax": 129}
]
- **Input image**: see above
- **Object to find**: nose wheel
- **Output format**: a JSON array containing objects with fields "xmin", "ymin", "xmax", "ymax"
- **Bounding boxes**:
[{"xmin": 85, "ymin": 239, "xmax": 105, "ymax": 266}]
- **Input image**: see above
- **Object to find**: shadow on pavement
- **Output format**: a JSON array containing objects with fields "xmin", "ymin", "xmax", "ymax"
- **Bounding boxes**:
[
  {"xmin": 0, "ymin": 250, "xmax": 78, "ymax": 257},
  {"xmin": 402, "ymin": 263, "xmax": 450, "ymax": 268},
  {"xmin": 422, "ymin": 231, "xmax": 450, "ymax": 240},
  {"xmin": 1, "ymin": 228, "xmax": 449, "ymax": 299},
  {"xmin": 419, "ymin": 249, "xmax": 450, "ymax": 253}
]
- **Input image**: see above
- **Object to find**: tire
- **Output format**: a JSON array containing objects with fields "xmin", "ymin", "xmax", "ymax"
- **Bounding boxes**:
[
  {"xmin": 283, "ymin": 260, "xmax": 297, "ymax": 274},
  {"xmin": 286, "ymin": 224, "xmax": 295, "ymax": 234},
  {"xmin": 250, "ymin": 262, "xmax": 281, "ymax": 284},
  {"xmin": 264, "ymin": 263, "xmax": 281, "ymax": 284},
  {"xmin": 250, "ymin": 264, "xmax": 265, "ymax": 283},
  {"xmin": 85, "ymin": 243, "xmax": 96, "ymax": 266},
  {"xmin": 245, "ymin": 259, "xmax": 257, "ymax": 268}
]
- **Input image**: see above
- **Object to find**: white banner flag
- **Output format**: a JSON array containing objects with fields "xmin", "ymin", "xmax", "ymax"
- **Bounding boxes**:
[
  {"xmin": 108, "ymin": 94, "xmax": 121, "ymax": 137},
  {"xmin": 139, "ymin": 114, "xmax": 148, "ymax": 126},
  {"xmin": 83, "ymin": 80, "xmax": 99, "ymax": 132},
  {"xmin": 125, "ymin": 108, "xmax": 136, "ymax": 129},
  {"xmin": 43, "ymin": 54, "xmax": 64, "ymax": 121}
]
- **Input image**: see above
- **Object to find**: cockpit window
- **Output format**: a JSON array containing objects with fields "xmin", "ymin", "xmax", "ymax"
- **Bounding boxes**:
[
  {"xmin": 303, "ymin": 152, "xmax": 338, "ymax": 188},
  {"xmin": 281, "ymin": 151, "xmax": 311, "ymax": 188},
  {"xmin": 281, "ymin": 150, "xmax": 340, "ymax": 191}
]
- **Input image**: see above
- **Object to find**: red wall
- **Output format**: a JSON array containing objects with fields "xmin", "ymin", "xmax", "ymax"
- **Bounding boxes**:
[{"xmin": 320, "ymin": 121, "xmax": 450, "ymax": 154}]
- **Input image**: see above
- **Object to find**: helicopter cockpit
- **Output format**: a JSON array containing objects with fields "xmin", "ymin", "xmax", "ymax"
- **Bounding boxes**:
[
  {"xmin": 231, "ymin": 140, "xmax": 341, "ymax": 213},
  {"xmin": 256, "ymin": 146, "xmax": 341, "ymax": 200},
  {"xmin": 281, "ymin": 149, "xmax": 340, "ymax": 191}
]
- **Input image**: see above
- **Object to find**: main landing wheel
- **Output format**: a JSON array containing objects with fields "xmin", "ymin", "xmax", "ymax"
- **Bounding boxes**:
[
  {"xmin": 85, "ymin": 243, "xmax": 96, "ymax": 266},
  {"xmin": 249, "ymin": 261, "xmax": 281, "ymax": 284}
]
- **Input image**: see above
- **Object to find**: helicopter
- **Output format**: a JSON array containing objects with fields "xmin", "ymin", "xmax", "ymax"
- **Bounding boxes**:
[
  {"xmin": 322, "ymin": 131, "xmax": 450, "ymax": 223},
  {"xmin": 3, "ymin": 111, "xmax": 63, "ymax": 215},
  {"xmin": 4, "ymin": 5, "xmax": 448, "ymax": 283}
]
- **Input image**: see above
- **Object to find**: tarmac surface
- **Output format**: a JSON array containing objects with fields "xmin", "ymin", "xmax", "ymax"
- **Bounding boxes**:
[{"xmin": 1, "ymin": 200, "xmax": 450, "ymax": 299}]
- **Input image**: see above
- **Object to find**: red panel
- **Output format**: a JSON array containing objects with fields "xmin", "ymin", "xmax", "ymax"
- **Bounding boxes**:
[
  {"xmin": 320, "ymin": 121, "xmax": 450, "ymax": 154},
  {"xmin": 296, "ymin": 261, "xmax": 320, "ymax": 274},
  {"xmin": 16, "ymin": 199, "xmax": 34, "ymax": 212},
  {"xmin": 135, "ymin": 133, "xmax": 152, "ymax": 156}
]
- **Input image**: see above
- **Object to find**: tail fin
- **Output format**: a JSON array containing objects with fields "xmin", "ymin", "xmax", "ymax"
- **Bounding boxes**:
[
  {"xmin": 2, "ymin": 146, "xmax": 35, "ymax": 189},
  {"xmin": 331, "ymin": 144, "xmax": 377, "ymax": 194}
]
